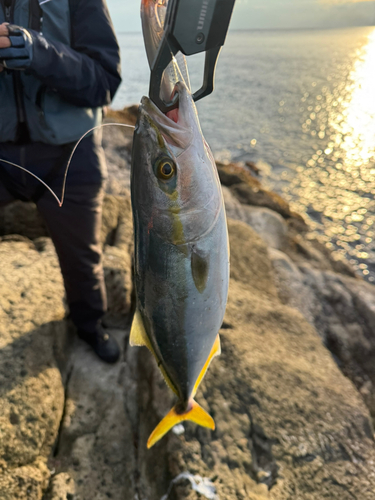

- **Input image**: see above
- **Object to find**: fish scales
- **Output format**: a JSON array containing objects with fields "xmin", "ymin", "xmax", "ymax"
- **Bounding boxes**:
[{"xmin": 133, "ymin": 182, "xmax": 228, "ymax": 402}]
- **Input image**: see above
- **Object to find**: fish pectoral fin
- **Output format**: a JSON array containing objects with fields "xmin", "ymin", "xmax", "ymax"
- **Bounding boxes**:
[
  {"xmin": 192, "ymin": 334, "xmax": 221, "ymax": 398},
  {"xmin": 129, "ymin": 309, "xmax": 149, "ymax": 347},
  {"xmin": 147, "ymin": 400, "xmax": 215, "ymax": 449}
]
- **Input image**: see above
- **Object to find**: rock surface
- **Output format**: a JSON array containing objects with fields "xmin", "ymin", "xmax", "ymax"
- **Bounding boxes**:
[
  {"xmin": 0, "ymin": 193, "xmax": 134, "ymax": 499},
  {"xmin": 270, "ymin": 248, "xmax": 375, "ymax": 424},
  {"xmin": 222, "ymin": 187, "xmax": 287, "ymax": 250},
  {"xmin": 1, "ymin": 106, "xmax": 375, "ymax": 499},
  {"xmin": 44, "ymin": 472, "xmax": 75, "ymax": 500},
  {"xmin": 49, "ymin": 328, "xmax": 137, "ymax": 500},
  {"xmin": 137, "ymin": 221, "xmax": 375, "ymax": 500},
  {"xmin": 0, "ymin": 238, "xmax": 66, "ymax": 499}
]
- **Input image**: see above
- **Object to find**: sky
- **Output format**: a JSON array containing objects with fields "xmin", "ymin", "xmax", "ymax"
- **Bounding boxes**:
[{"xmin": 107, "ymin": 0, "xmax": 375, "ymax": 33}]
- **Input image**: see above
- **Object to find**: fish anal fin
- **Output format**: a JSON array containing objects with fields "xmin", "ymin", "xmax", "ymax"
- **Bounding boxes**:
[
  {"xmin": 192, "ymin": 334, "xmax": 221, "ymax": 398},
  {"xmin": 147, "ymin": 399, "xmax": 215, "ymax": 449},
  {"xmin": 129, "ymin": 310, "xmax": 179, "ymax": 397},
  {"xmin": 129, "ymin": 309, "xmax": 149, "ymax": 347},
  {"xmin": 158, "ymin": 364, "xmax": 179, "ymax": 396}
]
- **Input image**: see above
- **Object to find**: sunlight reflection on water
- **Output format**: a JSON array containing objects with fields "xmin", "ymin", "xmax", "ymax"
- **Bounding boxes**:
[
  {"xmin": 343, "ymin": 30, "xmax": 375, "ymax": 165},
  {"xmin": 115, "ymin": 27, "xmax": 375, "ymax": 281},
  {"xmin": 284, "ymin": 27, "xmax": 375, "ymax": 281}
]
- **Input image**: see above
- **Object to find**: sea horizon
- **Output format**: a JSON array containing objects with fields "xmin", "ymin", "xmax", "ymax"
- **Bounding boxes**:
[{"xmin": 114, "ymin": 23, "xmax": 375, "ymax": 35}]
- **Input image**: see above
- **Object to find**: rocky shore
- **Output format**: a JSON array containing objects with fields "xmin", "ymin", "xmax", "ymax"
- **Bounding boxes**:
[{"xmin": 1, "ymin": 109, "xmax": 375, "ymax": 499}]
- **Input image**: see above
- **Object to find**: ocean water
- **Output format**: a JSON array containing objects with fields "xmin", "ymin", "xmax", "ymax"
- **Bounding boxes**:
[{"xmin": 113, "ymin": 27, "xmax": 375, "ymax": 281}]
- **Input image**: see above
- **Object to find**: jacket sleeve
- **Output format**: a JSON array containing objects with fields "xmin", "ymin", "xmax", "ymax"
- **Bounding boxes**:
[{"xmin": 28, "ymin": 0, "xmax": 122, "ymax": 108}]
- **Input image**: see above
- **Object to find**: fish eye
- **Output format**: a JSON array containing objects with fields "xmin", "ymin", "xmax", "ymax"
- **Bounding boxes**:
[{"xmin": 156, "ymin": 158, "xmax": 176, "ymax": 180}]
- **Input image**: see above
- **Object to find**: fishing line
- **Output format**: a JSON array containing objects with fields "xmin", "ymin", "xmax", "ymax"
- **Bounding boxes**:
[
  {"xmin": 0, "ymin": 158, "xmax": 62, "ymax": 205},
  {"xmin": 154, "ymin": 0, "xmax": 191, "ymax": 94},
  {"xmin": 60, "ymin": 122, "xmax": 135, "ymax": 206},
  {"xmin": 0, "ymin": 122, "xmax": 135, "ymax": 207}
]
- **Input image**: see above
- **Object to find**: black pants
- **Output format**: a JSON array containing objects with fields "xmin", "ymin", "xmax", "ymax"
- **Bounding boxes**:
[{"xmin": 0, "ymin": 132, "xmax": 107, "ymax": 333}]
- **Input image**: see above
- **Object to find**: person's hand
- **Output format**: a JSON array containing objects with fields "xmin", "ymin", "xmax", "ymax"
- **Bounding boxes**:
[
  {"xmin": 0, "ymin": 23, "xmax": 10, "ymax": 72},
  {"xmin": 0, "ymin": 22, "xmax": 10, "ymax": 38},
  {"xmin": 0, "ymin": 22, "xmax": 33, "ymax": 70}
]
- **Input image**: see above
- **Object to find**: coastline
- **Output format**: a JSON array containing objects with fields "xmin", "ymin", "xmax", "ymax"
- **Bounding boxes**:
[{"xmin": 0, "ymin": 107, "xmax": 375, "ymax": 498}]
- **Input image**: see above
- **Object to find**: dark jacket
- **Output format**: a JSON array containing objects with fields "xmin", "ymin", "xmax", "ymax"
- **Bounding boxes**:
[{"xmin": 0, "ymin": 0, "xmax": 122, "ymax": 144}]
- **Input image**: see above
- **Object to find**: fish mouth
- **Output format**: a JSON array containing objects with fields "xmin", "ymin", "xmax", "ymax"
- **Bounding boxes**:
[{"xmin": 140, "ymin": 81, "xmax": 195, "ymax": 151}]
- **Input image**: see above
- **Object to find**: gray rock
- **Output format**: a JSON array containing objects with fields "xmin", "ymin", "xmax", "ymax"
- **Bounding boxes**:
[
  {"xmin": 102, "ymin": 119, "xmax": 132, "ymax": 197},
  {"xmin": 268, "ymin": 248, "xmax": 316, "ymax": 324},
  {"xmin": 240, "ymin": 206, "xmax": 287, "ymax": 250},
  {"xmin": 102, "ymin": 194, "xmax": 133, "ymax": 325},
  {"xmin": 271, "ymin": 249, "xmax": 375, "ymax": 427},
  {"xmin": 222, "ymin": 185, "xmax": 245, "ymax": 221},
  {"xmin": 352, "ymin": 280, "xmax": 375, "ymax": 333},
  {"xmin": 223, "ymin": 187, "xmax": 288, "ymax": 249},
  {"xmin": 104, "ymin": 245, "xmax": 132, "ymax": 319},
  {"xmin": 50, "ymin": 329, "xmax": 137, "ymax": 500}
]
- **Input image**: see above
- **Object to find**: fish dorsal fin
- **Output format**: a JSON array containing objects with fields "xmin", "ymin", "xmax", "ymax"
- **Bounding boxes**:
[
  {"xmin": 129, "ymin": 309, "xmax": 149, "ymax": 347},
  {"xmin": 192, "ymin": 334, "xmax": 221, "ymax": 398},
  {"xmin": 129, "ymin": 309, "xmax": 179, "ymax": 396}
]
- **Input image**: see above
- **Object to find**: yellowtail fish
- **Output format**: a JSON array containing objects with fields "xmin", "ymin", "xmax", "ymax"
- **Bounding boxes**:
[{"xmin": 130, "ymin": 0, "xmax": 229, "ymax": 449}]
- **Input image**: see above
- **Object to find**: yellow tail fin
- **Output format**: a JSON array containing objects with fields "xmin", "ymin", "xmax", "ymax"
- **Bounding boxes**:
[{"xmin": 147, "ymin": 400, "xmax": 215, "ymax": 449}]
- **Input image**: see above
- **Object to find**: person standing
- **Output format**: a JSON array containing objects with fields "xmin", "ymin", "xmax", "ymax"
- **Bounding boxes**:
[{"xmin": 0, "ymin": 0, "xmax": 122, "ymax": 363}]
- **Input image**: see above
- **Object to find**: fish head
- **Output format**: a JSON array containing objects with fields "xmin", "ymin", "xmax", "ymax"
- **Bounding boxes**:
[{"xmin": 131, "ymin": 81, "xmax": 223, "ymax": 246}]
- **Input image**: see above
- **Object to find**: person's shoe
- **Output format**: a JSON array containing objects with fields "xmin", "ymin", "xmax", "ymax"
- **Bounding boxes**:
[{"xmin": 78, "ymin": 324, "xmax": 120, "ymax": 364}]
